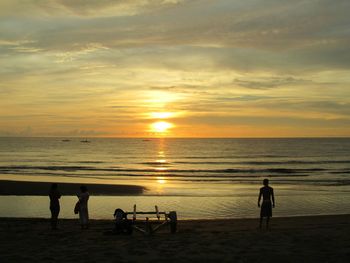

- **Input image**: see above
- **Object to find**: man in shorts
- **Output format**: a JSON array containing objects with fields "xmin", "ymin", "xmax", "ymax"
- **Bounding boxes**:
[{"xmin": 258, "ymin": 179, "xmax": 275, "ymax": 229}]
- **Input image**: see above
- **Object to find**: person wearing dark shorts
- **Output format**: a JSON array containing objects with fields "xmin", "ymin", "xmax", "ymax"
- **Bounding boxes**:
[
  {"xmin": 49, "ymin": 183, "xmax": 61, "ymax": 230},
  {"xmin": 258, "ymin": 179, "xmax": 275, "ymax": 229}
]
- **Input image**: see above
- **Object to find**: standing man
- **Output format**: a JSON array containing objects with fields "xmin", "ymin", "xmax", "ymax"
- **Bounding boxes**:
[
  {"xmin": 258, "ymin": 179, "xmax": 275, "ymax": 229},
  {"xmin": 49, "ymin": 183, "xmax": 61, "ymax": 230}
]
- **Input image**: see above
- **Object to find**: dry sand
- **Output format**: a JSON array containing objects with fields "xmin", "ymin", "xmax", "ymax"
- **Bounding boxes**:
[{"xmin": 1, "ymin": 215, "xmax": 349, "ymax": 263}]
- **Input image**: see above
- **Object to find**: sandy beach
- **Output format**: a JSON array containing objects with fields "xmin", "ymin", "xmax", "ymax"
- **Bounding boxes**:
[
  {"xmin": 1, "ymin": 181, "xmax": 350, "ymax": 262},
  {"xmin": 1, "ymin": 214, "xmax": 349, "ymax": 263}
]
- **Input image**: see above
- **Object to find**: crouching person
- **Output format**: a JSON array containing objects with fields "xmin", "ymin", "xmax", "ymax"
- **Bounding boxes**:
[{"xmin": 114, "ymin": 208, "xmax": 133, "ymax": 235}]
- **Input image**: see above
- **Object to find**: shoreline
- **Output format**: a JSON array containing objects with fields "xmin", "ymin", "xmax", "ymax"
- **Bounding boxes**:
[
  {"xmin": 1, "ymin": 214, "xmax": 349, "ymax": 262},
  {"xmin": 1, "ymin": 212, "xmax": 350, "ymax": 221},
  {"xmin": 0, "ymin": 213, "xmax": 349, "ymax": 221},
  {"xmin": 0, "ymin": 180, "xmax": 145, "ymax": 196},
  {"xmin": 2, "ymin": 180, "xmax": 350, "ymax": 221}
]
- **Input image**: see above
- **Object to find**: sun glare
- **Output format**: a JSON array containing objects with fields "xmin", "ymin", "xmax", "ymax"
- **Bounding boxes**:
[
  {"xmin": 151, "ymin": 121, "xmax": 173, "ymax": 133},
  {"xmin": 150, "ymin": 112, "xmax": 173, "ymax": 119},
  {"xmin": 157, "ymin": 177, "xmax": 166, "ymax": 184}
]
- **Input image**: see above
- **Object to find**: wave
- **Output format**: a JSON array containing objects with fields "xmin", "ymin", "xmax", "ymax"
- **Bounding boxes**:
[
  {"xmin": 75, "ymin": 161, "xmax": 105, "ymax": 164},
  {"xmin": 1, "ymin": 165, "xmax": 349, "ymax": 175},
  {"xmin": 2, "ymin": 170, "xmax": 350, "ymax": 186},
  {"xmin": 139, "ymin": 162, "xmax": 172, "ymax": 166},
  {"xmin": 177, "ymin": 155, "xmax": 289, "ymax": 159},
  {"xmin": 173, "ymin": 160, "xmax": 350, "ymax": 165}
]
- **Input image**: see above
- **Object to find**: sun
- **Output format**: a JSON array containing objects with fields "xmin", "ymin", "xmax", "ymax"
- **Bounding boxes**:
[{"xmin": 151, "ymin": 121, "xmax": 173, "ymax": 133}]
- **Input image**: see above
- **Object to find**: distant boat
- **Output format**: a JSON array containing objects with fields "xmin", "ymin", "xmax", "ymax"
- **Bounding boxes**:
[
  {"xmin": 62, "ymin": 139, "xmax": 71, "ymax": 142},
  {"xmin": 142, "ymin": 139, "xmax": 151, "ymax": 142},
  {"xmin": 80, "ymin": 139, "xmax": 91, "ymax": 143}
]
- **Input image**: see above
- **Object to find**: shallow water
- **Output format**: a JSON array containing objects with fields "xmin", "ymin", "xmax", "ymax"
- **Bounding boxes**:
[{"xmin": 1, "ymin": 192, "xmax": 350, "ymax": 219}]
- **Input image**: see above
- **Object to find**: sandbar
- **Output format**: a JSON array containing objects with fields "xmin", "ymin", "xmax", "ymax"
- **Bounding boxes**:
[{"xmin": 0, "ymin": 180, "xmax": 145, "ymax": 196}]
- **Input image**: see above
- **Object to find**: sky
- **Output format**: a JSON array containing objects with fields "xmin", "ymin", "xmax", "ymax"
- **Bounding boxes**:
[{"xmin": 1, "ymin": 0, "xmax": 350, "ymax": 137}]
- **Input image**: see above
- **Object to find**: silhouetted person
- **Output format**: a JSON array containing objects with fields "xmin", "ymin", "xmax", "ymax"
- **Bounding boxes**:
[
  {"xmin": 113, "ymin": 208, "xmax": 133, "ymax": 235},
  {"xmin": 49, "ymin": 183, "xmax": 61, "ymax": 230},
  {"xmin": 77, "ymin": 185, "xmax": 89, "ymax": 229},
  {"xmin": 258, "ymin": 179, "xmax": 275, "ymax": 229}
]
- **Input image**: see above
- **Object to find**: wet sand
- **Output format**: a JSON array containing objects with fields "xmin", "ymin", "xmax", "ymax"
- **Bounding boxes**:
[
  {"xmin": 1, "ymin": 214, "xmax": 349, "ymax": 262},
  {"xmin": 0, "ymin": 180, "xmax": 145, "ymax": 196}
]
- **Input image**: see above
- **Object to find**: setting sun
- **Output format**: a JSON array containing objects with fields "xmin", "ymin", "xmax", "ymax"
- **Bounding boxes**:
[{"xmin": 151, "ymin": 121, "xmax": 173, "ymax": 133}]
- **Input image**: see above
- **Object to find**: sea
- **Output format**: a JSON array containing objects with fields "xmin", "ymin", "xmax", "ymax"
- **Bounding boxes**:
[{"xmin": 1, "ymin": 137, "xmax": 350, "ymax": 219}]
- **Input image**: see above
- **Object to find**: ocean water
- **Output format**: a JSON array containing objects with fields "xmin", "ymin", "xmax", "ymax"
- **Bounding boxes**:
[{"xmin": 1, "ymin": 137, "xmax": 350, "ymax": 219}]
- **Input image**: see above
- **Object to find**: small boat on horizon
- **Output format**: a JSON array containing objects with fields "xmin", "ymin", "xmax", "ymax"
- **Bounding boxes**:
[
  {"xmin": 62, "ymin": 139, "xmax": 71, "ymax": 142},
  {"xmin": 80, "ymin": 139, "xmax": 91, "ymax": 143}
]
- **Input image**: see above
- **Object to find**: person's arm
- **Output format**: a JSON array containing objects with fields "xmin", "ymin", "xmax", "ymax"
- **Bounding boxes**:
[
  {"xmin": 271, "ymin": 188, "xmax": 275, "ymax": 208},
  {"xmin": 258, "ymin": 188, "xmax": 262, "ymax": 207}
]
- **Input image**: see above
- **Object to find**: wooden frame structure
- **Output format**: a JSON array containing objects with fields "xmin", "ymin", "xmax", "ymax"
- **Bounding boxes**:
[{"xmin": 125, "ymin": 205, "xmax": 177, "ymax": 235}]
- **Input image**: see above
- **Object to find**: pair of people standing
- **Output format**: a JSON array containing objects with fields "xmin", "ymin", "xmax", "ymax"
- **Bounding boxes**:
[{"xmin": 49, "ymin": 184, "xmax": 90, "ymax": 230}]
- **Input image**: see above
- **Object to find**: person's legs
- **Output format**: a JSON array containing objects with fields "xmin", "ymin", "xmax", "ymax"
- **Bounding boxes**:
[
  {"xmin": 79, "ymin": 211, "xmax": 84, "ymax": 229},
  {"xmin": 259, "ymin": 216, "xmax": 263, "ymax": 229},
  {"xmin": 85, "ymin": 212, "xmax": 89, "ymax": 229},
  {"xmin": 50, "ymin": 210, "xmax": 55, "ymax": 229},
  {"xmin": 51, "ymin": 209, "xmax": 59, "ymax": 229},
  {"xmin": 80, "ymin": 209, "xmax": 89, "ymax": 229},
  {"xmin": 266, "ymin": 216, "xmax": 270, "ymax": 229}
]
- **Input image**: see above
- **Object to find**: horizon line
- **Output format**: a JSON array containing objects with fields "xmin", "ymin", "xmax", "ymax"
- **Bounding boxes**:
[{"xmin": 0, "ymin": 136, "xmax": 349, "ymax": 139}]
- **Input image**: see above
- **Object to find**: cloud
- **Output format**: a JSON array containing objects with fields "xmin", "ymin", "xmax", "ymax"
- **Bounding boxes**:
[
  {"xmin": 233, "ymin": 77, "xmax": 312, "ymax": 90},
  {"xmin": 182, "ymin": 115, "xmax": 350, "ymax": 128},
  {"xmin": 0, "ymin": 126, "xmax": 33, "ymax": 137},
  {"xmin": 1, "ymin": 0, "xmax": 349, "ymax": 48},
  {"xmin": 1, "ymin": 0, "xmax": 350, "ymax": 137},
  {"xmin": 1, "ymin": 0, "xmax": 350, "ymax": 73},
  {"xmin": 0, "ymin": 0, "xmax": 186, "ymax": 17}
]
